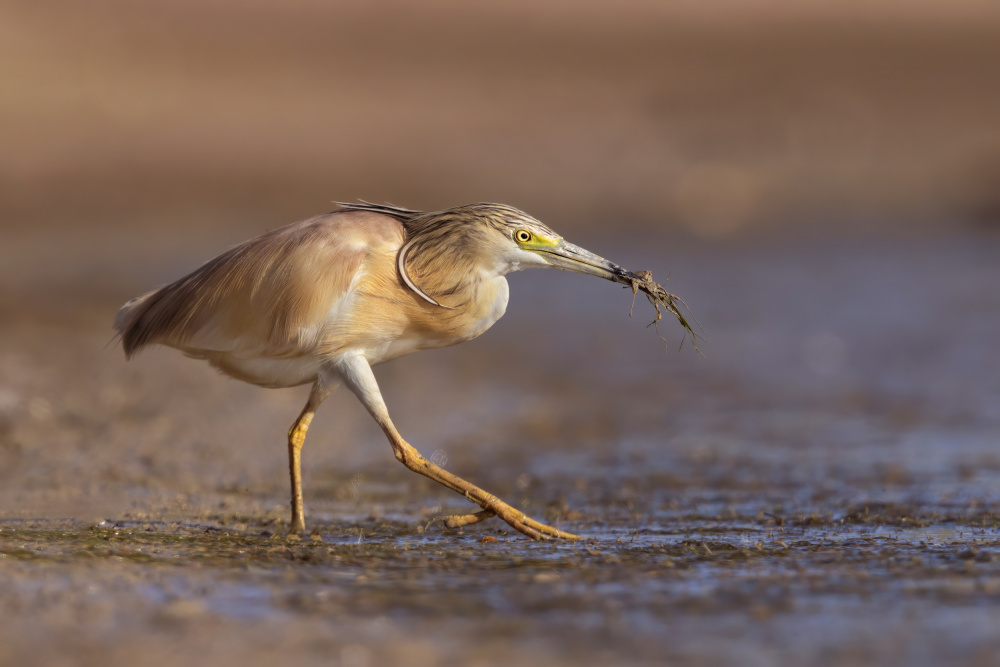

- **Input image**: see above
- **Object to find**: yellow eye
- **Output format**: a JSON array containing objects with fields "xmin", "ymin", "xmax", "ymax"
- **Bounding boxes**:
[{"xmin": 515, "ymin": 230, "xmax": 532, "ymax": 243}]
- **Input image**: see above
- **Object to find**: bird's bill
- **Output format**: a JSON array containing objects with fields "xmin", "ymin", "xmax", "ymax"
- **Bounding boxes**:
[{"xmin": 535, "ymin": 240, "xmax": 641, "ymax": 285}]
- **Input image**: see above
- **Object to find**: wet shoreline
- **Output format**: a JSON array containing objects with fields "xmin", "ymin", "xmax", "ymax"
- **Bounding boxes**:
[{"xmin": 1, "ymin": 230, "xmax": 999, "ymax": 665}]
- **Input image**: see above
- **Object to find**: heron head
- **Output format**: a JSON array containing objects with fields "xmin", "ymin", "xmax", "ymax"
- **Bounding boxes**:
[{"xmin": 481, "ymin": 205, "xmax": 636, "ymax": 283}]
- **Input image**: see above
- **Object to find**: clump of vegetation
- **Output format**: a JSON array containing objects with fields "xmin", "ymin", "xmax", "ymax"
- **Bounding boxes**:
[{"xmin": 618, "ymin": 269, "xmax": 703, "ymax": 352}]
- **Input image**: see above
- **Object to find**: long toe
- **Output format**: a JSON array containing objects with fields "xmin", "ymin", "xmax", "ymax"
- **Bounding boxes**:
[
  {"xmin": 520, "ymin": 516, "xmax": 582, "ymax": 540},
  {"xmin": 488, "ymin": 503, "xmax": 581, "ymax": 541},
  {"xmin": 442, "ymin": 510, "xmax": 496, "ymax": 529}
]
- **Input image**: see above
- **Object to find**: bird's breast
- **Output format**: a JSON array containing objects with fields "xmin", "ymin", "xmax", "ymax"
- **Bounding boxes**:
[
  {"xmin": 356, "ymin": 274, "xmax": 509, "ymax": 366},
  {"xmin": 462, "ymin": 274, "xmax": 510, "ymax": 339}
]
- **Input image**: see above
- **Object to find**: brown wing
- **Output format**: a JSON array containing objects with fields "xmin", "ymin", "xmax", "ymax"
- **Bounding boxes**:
[{"xmin": 115, "ymin": 211, "xmax": 404, "ymax": 359}]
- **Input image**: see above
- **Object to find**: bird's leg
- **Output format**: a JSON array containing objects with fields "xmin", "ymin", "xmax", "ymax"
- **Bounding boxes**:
[
  {"xmin": 286, "ymin": 380, "xmax": 334, "ymax": 537},
  {"xmin": 336, "ymin": 354, "xmax": 581, "ymax": 540},
  {"xmin": 287, "ymin": 407, "xmax": 312, "ymax": 536},
  {"xmin": 389, "ymin": 434, "xmax": 579, "ymax": 540}
]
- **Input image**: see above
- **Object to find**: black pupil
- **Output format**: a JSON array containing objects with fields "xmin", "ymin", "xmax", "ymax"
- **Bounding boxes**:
[{"xmin": 518, "ymin": 232, "xmax": 529, "ymax": 241}]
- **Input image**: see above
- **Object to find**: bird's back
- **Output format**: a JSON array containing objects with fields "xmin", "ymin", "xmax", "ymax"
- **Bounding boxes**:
[{"xmin": 114, "ymin": 211, "xmax": 405, "ymax": 376}]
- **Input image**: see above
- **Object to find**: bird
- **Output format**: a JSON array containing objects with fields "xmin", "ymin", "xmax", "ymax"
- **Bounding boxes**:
[{"xmin": 114, "ymin": 201, "xmax": 659, "ymax": 540}]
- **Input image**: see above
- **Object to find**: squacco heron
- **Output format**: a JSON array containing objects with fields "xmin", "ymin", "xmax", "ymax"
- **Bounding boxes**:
[{"xmin": 115, "ymin": 202, "xmax": 663, "ymax": 540}]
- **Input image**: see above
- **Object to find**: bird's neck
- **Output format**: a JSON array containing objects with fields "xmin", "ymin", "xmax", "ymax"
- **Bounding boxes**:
[{"xmin": 406, "ymin": 242, "xmax": 507, "ymax": 304}]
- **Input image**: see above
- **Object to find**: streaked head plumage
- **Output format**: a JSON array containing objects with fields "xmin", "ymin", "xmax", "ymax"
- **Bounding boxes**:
[{"xmin": 336, "ymin": 201, "xmax": 561, "ymax": 246}]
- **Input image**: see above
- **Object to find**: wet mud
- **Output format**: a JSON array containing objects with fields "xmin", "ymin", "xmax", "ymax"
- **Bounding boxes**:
[{"xmin": 1, "ymin": 230, "xmax": 999, "ymax": 665}]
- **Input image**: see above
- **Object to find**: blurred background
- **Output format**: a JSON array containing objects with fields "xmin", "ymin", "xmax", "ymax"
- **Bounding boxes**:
[
  {"xmin": 2, "ymin": 2, "xmax": 1000, "ymax": 665},
  {"xmin": 4, "ymin": 0, "xmax": 1000, "ymax": 236}
]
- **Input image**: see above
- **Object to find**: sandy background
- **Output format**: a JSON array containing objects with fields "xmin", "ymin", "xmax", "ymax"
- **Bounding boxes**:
[
  {"xmin": 4, "ymin": 0, "xmax": 1000, "ymax": 238},
  {"xmin": 2, "ymin": 2, "xmax": 1000, "ymax": 666}
]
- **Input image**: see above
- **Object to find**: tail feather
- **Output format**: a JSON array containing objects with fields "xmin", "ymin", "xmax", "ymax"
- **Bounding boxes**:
[{"xmin": 113, "ymin": 290, "xmax": 160, "ymax": 358}]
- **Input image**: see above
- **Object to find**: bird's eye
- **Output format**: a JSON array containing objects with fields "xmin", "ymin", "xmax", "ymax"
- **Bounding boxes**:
[{"xmin": 515, "ymin": 230, "xmax": 532, "ymax": 243}]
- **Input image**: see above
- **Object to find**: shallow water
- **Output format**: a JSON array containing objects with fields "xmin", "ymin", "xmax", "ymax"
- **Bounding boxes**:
[{"xmin": 1, "ymin": 229, "xmax": 999, "ymax": 665}]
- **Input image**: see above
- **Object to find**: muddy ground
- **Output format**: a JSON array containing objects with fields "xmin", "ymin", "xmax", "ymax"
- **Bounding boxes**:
[{"xmin": 1, "ymin": 227, "xmax": 998, "ymax": 666}]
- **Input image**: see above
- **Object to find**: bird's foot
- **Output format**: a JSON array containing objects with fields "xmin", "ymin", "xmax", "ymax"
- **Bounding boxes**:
[
  {"xmin": 391, "ymin": 438, "xmax": 582, "ymax": 540},
  {"xmin": 286, "ymin": 515, "xmax": 307, "ymax": 540},
  {"xmin": 457, "ymin": 502, "xmax": 580, "ymax": 540},
  {"xmin": 508, "ymin": 512, "xmax": 582, "ymax": 540},
  {"xmin": 438, "ymin": 503, "xmax": 580, "ymax": 540},
  {"xmin": 476, "ymin": 491, "xmax": 581, "ymax": 540}
]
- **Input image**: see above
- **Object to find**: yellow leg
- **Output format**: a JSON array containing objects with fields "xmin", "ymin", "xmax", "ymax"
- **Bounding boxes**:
[
  {"xmin": 391, "ymin": 437, "xmax": 580, "ymax": 540},
  {"xmin": 287, "ymin": 408, "xmax": 314, "ymax": 536},
  {"xmin": 286, "ymin": 381, "xmax": 332, "ymax": 537},
  {"xmin": 338, "ymin": 353, "xmax": 581, "ymax": 541}
]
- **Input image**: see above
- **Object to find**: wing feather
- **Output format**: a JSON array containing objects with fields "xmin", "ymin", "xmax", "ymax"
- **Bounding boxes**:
[{"xmin": 115, "ymin": 211, "xmax": 403, "ymax": 359}]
